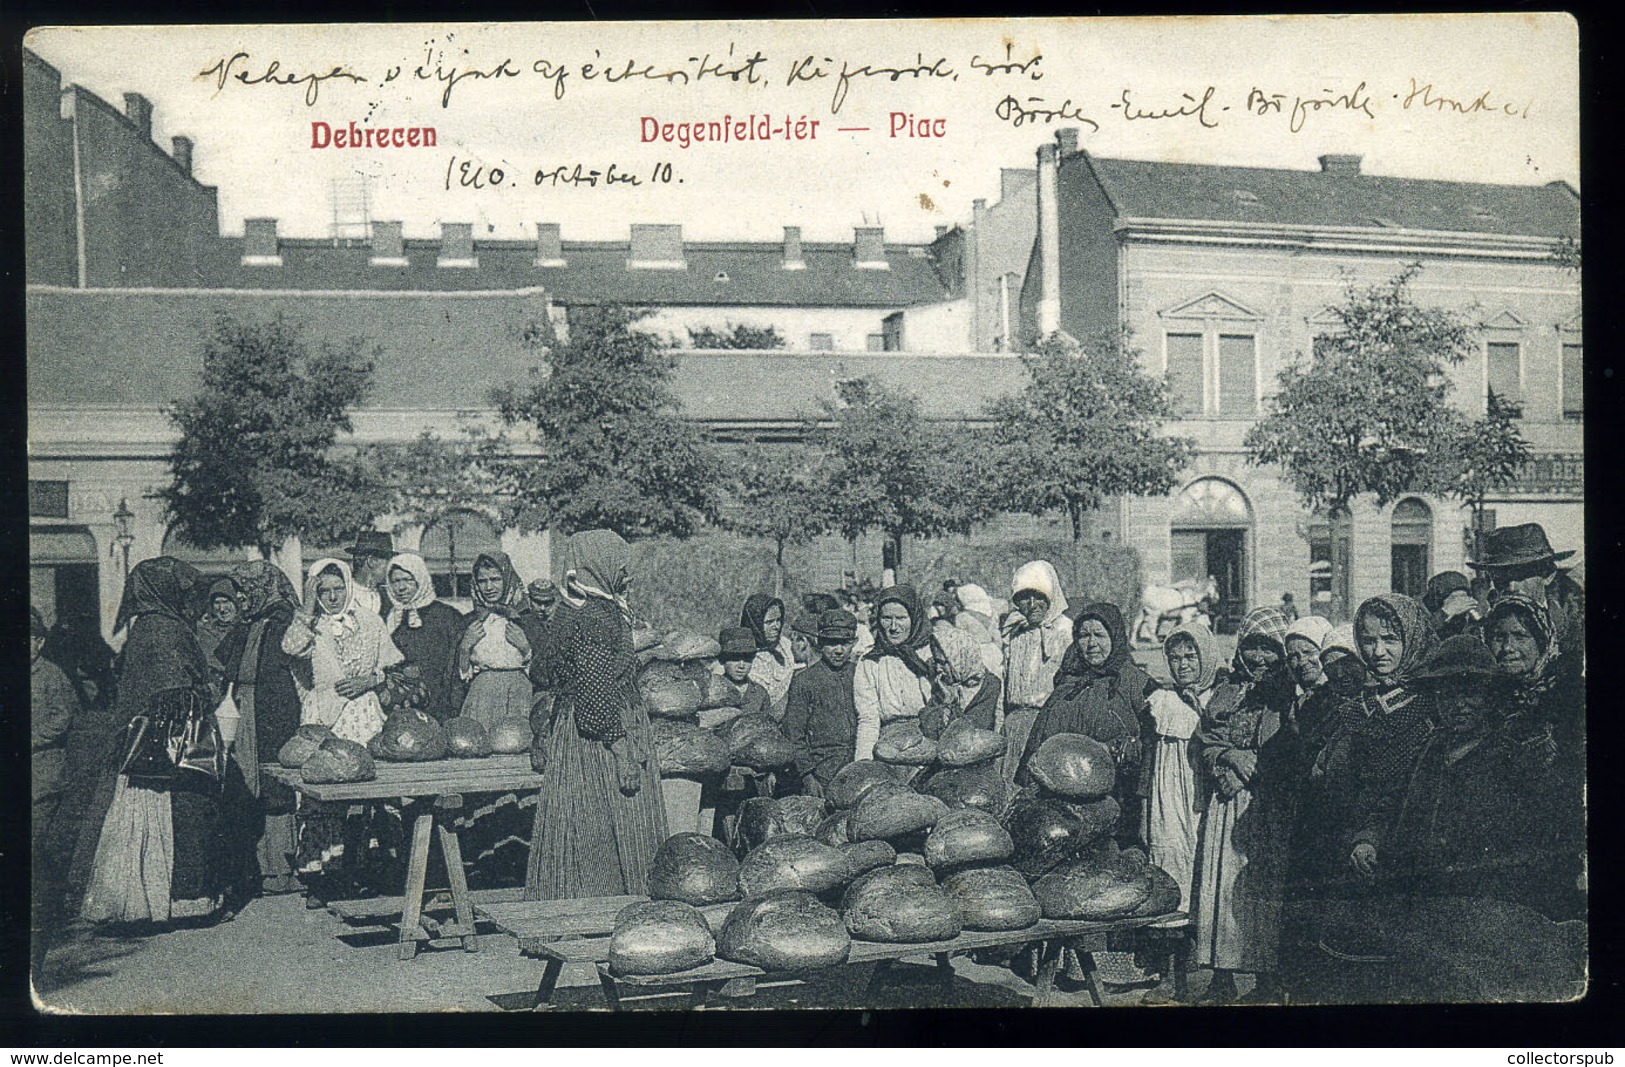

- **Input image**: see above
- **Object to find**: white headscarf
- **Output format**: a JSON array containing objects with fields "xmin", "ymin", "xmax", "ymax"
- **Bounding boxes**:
[
  {"xmin": 304, "ymin": 557, "xmax": 359, "ymax": 639},
  {"xmin": 1010, "ymin": 561, "xmax": 1068, "ymax": 625},
  {"xmin": 955, "ymin": 583, "xmax": 994, "ymax": 618},
  {"xmin": 385, "ymin": 552, "xmax": 437, "ymax": 631},
  {"xmin": 1285, "ymin": 615, "xmax": 1336, "ymax": 651}
]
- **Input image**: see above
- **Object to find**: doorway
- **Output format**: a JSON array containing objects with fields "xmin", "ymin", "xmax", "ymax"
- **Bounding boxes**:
[{"xmin": 1169, "ymin": 477, "xmax": 1254, "ymax": 635}]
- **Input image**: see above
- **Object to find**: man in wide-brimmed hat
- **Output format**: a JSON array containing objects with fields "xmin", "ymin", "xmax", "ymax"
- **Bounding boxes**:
[
  {"xmin": 344, "ymin": 530, "xmax": 396, "ymax": 618},
  {"xmin": 1468, "ymin": 523, "xmax": 1575, "ymax": 605}
]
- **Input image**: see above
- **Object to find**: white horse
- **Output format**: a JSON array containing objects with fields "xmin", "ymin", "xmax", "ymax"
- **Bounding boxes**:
[{"xmin": 1134, "ymin": 576, "xmax": 1219, "ymax": 646}]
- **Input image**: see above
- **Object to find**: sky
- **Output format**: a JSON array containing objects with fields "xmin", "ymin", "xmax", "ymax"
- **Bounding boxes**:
[{"xmin": 26, "ymin": 16, "xmax": 1580, "ymax": 244}]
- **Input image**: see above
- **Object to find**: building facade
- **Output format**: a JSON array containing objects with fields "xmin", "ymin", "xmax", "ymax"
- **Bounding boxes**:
[{"xmin": 1020, "ymin": 134, "xmax": 1583, "ymax": 626}]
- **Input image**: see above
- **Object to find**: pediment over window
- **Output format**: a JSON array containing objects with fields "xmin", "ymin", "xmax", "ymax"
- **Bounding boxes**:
[
  {"xmin": 1159, "ymin": 291, "xmax": 1262, "ymax": 322},
  {"xmin": 1305, "ymin": 306, "xmax": 1344, "ymax": 328},
  {"xmin": 1480, "ymin": 310, "xmax": 1527, "ymax": 330},
  {"xmin": 1559, "ymin": 311, "xmax": 1582, "ymax": 334}
]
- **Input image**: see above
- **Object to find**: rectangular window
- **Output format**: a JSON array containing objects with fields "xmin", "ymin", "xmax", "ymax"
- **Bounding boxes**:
[
  {"xmin": 809, "ymin": 333, "xmax": 835, "ymax": 351},
  {"xmin": 1217, "ymin": 334, "xmax": 1257, "ymax": 416},
  {"xmin": 29, "ymin": 480, "xmax": 70, "ymax": 519},
  {"xmin": 1164, "ymin": 333, "xmax": 1204, "ymax": 415},
  {"xmin": 1562, "ymin": 343, "xmax": 1583, "ymax": 418},
  {"xmin": 1487, "ymin": 341, "xmax": 1522, "ymax": 404},
  {"xmin": 865, "ymin": 333, "xmax": 885, "ymax": 353}
]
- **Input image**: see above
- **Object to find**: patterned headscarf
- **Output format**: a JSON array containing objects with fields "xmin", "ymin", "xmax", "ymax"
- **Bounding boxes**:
[
  {"xmin": 1232, "ymin": 606, "xmax": 1292, "ymax": 683},
  {"xmin": 1485, "ymin": 593, "xmax": 1559, "ymax": 686},
  {"xmin": 230, "ymin": 560, "xmax": 300, "ymax": 620},
  {"xmin": 741, "ymin": 594, "xmax": 787, "ymax": 652},
  {"xmin": 1164, "ymin": 620, "xmax": 1221, "ymax": 699},
  {"xmin": 1354, "ymin": 593, "xmax": 1438, "ymax": 689},
  {"xmin": 931, "ymin": 626, "xmax": 987, "ymax": 687},
  {"xmin": 385, "ymin": 552, "xmax": 438, "ymax": 631},
  {"xmin": 560, "ymin": 529, "xmax": 632, "ymax": 612},
  {"xmin": 470, "ymin": 551, "xmax": 527, "ymax": 618},
  {"xmin": 303, "ymin": 558, "xmax": 359, "ymax": 638},
  {"xmin": 115, "ymin": 556, "xmax": 205, "ymax": 634},
  {"xmin": 866, "ymin": 584, "xmax": 935, "ymax": 678}
]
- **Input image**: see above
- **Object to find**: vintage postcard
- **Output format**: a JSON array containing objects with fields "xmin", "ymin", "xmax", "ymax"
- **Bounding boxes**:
[{"xmin": 25, "ymin": 16, "xmax": 1583, "ymax": 1014}]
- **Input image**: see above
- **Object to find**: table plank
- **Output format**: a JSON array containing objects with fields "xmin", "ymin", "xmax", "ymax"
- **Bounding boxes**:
[
  {"xmin": 330, "ymin": 886, "xmax": 527, "ymax": 922},
  {"xmin": 263, "ymin": 756, "xmax": 545, "ymax": 802}
]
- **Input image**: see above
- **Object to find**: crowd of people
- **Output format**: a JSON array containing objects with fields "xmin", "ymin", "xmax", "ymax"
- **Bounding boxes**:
[{"xmin": 31, "ymin": 521, "xmax": 1585, "ymax": 1004}]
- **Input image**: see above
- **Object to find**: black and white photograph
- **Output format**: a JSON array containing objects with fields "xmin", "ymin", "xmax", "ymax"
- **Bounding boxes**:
[{"xmin": 22, "ymin": 15, "xmax": 1585, "ymax": 1014}]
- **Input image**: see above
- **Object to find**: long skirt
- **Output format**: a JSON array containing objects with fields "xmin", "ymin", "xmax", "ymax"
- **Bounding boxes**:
[
  {"xmin": 1000, "ymin": 706, "xmax": 1043, "ymax": 784},
  {"xmin": 1148, "ymin": 738, "xmax": 1203, "ymax": 912},
  {"xmin": 461, "ymin": 669, "xmax": 533, "ymax": 729},
  {"xmin": 1193, "ymin": 785, "xmax": 1289, "ymax": 973},
  {"xmin": 82, "ymin": 775, "xmax": 224, "ymax": 924},
  {"xmin": 524, "ymin": 707, "xmax": 668, "ymax": 900}
]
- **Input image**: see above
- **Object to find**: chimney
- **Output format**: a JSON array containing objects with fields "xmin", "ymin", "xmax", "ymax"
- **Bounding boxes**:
[
  {"xmin": 534, "ymin": 223, "xmax": 566, "ymax": 267},
  {"xmin": 781, "ymin": 226, "xmax": 805, "ymax": 270},
  {"xmin": 437, "ymin": 222, "xmax": 477, "ymax": 268},
  {"xmin": 123, "ymin": 92, "xmax": 153, "ymax": 138},
  {"xmin": 1055, "ymin": 127, "xmax": 1080, "ymax": 157},
  {"xmin": 853, "ymin": 226, "xmax": 888, "ymax": 270},
  {"xmin": 628, "ymin": 223, "xmax": 686, "ymax": 269},
  {"xmin": 1036, "ymin": 143, "xmax": 1061, "ymax": 337},
  {"xmin": 934, "ymin": 225, "xmax": 949, "ymax": 239},
  {"xmin": 1318, "ymin": 154, "xmax": 1363, "ymax": 176},
  {"xmin": 370, "ymin": 220, "xmax": 407, "ymax": 266},
  {"xmin": 241, "ymin": 218, "xmax": 282, "ymax": 267},
  {"xmin": 171, "ymin": 136, "xmax": 194, "ymax": 177}
]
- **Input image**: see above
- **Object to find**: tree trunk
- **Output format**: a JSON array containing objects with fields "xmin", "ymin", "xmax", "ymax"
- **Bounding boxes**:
[
  {"xmin": 882, "ymin": 531, "xmax": 902, "ymax": 587},
  {"xmin": 1069, "ymin": 503, "xmax": 1084, "ymax": 542}
]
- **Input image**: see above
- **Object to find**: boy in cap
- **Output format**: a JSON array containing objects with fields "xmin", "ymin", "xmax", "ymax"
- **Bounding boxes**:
[
  {"xmin": 780, "ymin": 609, "xmax": 861, "ymax": 796},
  {"xmin": 717, "ymin": 625, "xmax": 771, "ymax": 719},
  {"xmin": 519, "ymin": 579, "xmax": 561, "ymax": 693}
]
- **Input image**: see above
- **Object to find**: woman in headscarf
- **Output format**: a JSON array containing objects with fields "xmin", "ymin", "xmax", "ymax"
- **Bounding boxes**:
[
  {"xmin": 83, "ymin": 557, "xmax": 228, "ymax": 927},
  {"xmin": 282, "ymin": 558, "xmax": 402, "ymax": 745},
  {"xmin": 383, "ymin": 552, "xmax": 466, "ymax": 721},
  {"xmin": 1138, "ymin": 621, "xmax": 1223, "ymax": 1005},
  {"xmin": 853, "ymin": 585, "xmax": 936, "ymax": 761},
  {"xmin": 215, "ymin": 561, "xmax": 303, "ymax": 901},
  {"xmin": 196, "ymin": 578, "xmax": 242, "ymax": 671},
  {"xmin": 524, "ymin": 530, "xmax": 667, "ymax": 899},
  {"xmin": 952, "ymin": 582, "xmax": 1005, "ymax": 679},
  {"xmin": 454, "ymin": 552, "xmax": 533, "ymax": 728},
  {"xmin": 1191, "ymin": 605, "xmax": 1297, "ymax": 1003},
  {"xmin": 924, "ymin": 626, "xmax": 1002, "ymax": 736},
  {"xmin": 741, "ymin": 593, "xmax": 796, "ymax": 717},
  {"xmin": 1000, "ymin": 561, "xmax": 1073, "ymax": 782}
]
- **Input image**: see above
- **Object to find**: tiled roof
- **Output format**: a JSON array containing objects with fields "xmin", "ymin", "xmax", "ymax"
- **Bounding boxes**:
[
  {"xmin": 1080, "ymin": 154, "xmax": 1580, "ymax": 239},
  {"xmin": 203, "ymin": 239, "xmax": 953, "ymax": 306},
  {"xmin": 26, "ymin": 287, "xmax": 1020, "ymax": 419}
]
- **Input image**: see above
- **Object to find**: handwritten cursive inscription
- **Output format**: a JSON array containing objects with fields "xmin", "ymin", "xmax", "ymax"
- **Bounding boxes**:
[
  {"xmin": 995, "ymin": 95, "xmax": 1099, "ymax": 130},
  {"xmin": 1402, "ymin": 78, "xmax": 1531, "ymax": 119},
  {"xmin": 199, "ymin": 52, "xmax": 367, "ymax": 107},
  {"xmin": 1113, "ymin": 86, "xmax": 1221, "ymax": 129}
]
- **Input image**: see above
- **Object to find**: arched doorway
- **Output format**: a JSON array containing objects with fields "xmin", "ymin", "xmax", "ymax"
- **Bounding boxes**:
[
  {"xmin": 1170, "ymin": 478, "xmax": 1252, "ymax": 634},
  {"xmin": 30, "ymin": 526, "xmax": 100, "ymax": 632},
  {"xmin": 419, "ymin": 510, "xmax": 502, "ymax": 601},
  {"xmin": 1390, "ymin": 498, "xmax": 1433, "ymax": 599}
]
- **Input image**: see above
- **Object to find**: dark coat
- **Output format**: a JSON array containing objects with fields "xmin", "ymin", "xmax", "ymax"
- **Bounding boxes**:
[
  {"xmin": 516, "ymin": 609, "xmax": 563, "ymax": 693},
  {"xmin": 781, "ymin": 659, "xmax": 859, "ymax": 785},
  {"xmin": 389, "ymin": 599, "xmax": 466, "ymax": 720}
]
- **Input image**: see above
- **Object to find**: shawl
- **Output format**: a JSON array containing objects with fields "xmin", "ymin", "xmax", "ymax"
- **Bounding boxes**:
[
  {"xmin": 559, "ymin": 529, "xmax": 632, "ymax": 614},
  {"xmin": 385, "ymin": 552, "xmax": 438, "ymax": 631},
  {"xmin": 865, "ymin": 584, "xmax": 935, "ymax": 679},
  {"xmin": 1232, "ymin": 606, "xmax": 1292, "ymax": 683},
  {"xmin": 470, "ymin": 551, "xmax": 527, "ymax": 619},
  {"xmin": 231, "ymin": 560, "xmax": 300, "ymax": 620},
  {"xmin": 1164, "ymin": 620, "xmax": 1221, "ymax": 705},
  {"xmin": 741, "ymin": 594, "xmax": 788, "ymax": 656},
  {"xmin": 303, "ymin": 557, "xmax": 360, "ymax": 639},
  {"xmin": 1285, "ymin": 615, "xmax": 1336, "ymax": 651},
  {"xmin": 1355, "ymin": 593, "xmax": 1439, "ymax": 693},
  {"xmin": 115, "ymin": 556, "xmax": 204, "ymax": 634}
]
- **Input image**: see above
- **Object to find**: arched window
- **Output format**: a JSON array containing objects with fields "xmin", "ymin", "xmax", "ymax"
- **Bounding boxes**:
[
  {"xmin": 1391, "ymin": 498, "xmax": 1433, "ymax": 599},
  {"xmin": 419, "ymin": 510, "xmax": 502, "ymax": 600},
  {"xmin": 1170, "ymin": 478, "xmax": 1252, "ymax": 634}
]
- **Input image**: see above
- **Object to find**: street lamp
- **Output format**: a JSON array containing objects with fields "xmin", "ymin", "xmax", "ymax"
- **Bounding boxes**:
[{"xmin": 112, "ymin": 498, "xmax": 135, "ymax": 577}]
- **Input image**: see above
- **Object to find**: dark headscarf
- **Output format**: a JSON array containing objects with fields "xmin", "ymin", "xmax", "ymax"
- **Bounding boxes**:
[
  {"xmin": 1355, "ymin": 593, "xmax": 1438, "ymax": 690},
  {"xmin": 1060, "ymin": 602, "xmax": 1132, "ymax": 680},
  {"xmin": 470, "ymin": 551, "xmax": 527, "ymax": 618},
  {"xmin": 231, "ymin": 560, "xmax": 300, "ymax": 620},
  {"xmin": 741, "ymin": 594, "xmax": 787, "ymax": 652},
  {"xmin": 115, "ymin": 556, "xmax": 204, "ymax": 634},
  {"xmin": 865, "ymin": 584, "xmax": 934, "ymax": 678}
]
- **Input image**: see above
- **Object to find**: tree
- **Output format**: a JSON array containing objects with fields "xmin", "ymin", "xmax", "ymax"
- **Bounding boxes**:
[
  {"xmin": 986, "ymin": 332, "xmax": 1195, "ymax": 541},
  {"xmin": 160, "ymin": 315, "xmax": 384, "ymax": 556},
  {"xmin": 722, "ymin": 440, "xmax": 830, "ymax": 569},
  {"xmin": 687, "ymin": 323, "xmax": 788, "ymax": 350},
  {"xmin": 361, "ymin": 421, "xmax": 514, "ymax": 531},
  {"xmin": 491, "ymin": 305, "xmax": 723, "ymax": 539},
  {"xmin": 1442, "ymin": 389, "xmax": 1533, "ymax": 558},
  {"xmin": 1244, "ymin": 265, "xmax": 1478, "ymax": 603},
  {"xmin": 816, "ymin": 377, "xmax": 996, "ymax": 576}
]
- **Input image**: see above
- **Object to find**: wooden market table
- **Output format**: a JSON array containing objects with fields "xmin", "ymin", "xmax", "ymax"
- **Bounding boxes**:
[
  {"xmin": 480, "ymin": 893, "xmax": 1185, "ymax": 1010},
  {"xmin": 263, "ymin": 755, "xmax": 546, "ymax": 960}
]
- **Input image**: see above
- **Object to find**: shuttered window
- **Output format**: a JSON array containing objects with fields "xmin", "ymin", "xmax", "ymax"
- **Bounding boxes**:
[
  {"xmin": 1165, "ymin": 333, "xmax": 1204, "ymax": 415},
  {"xmin": 1487, "ymin": 341, "xmax": 1522, "ymax": 404},
  {"xmin": 1217, "ymin": 334, "xmax": 1256, "ymax": 416}
]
